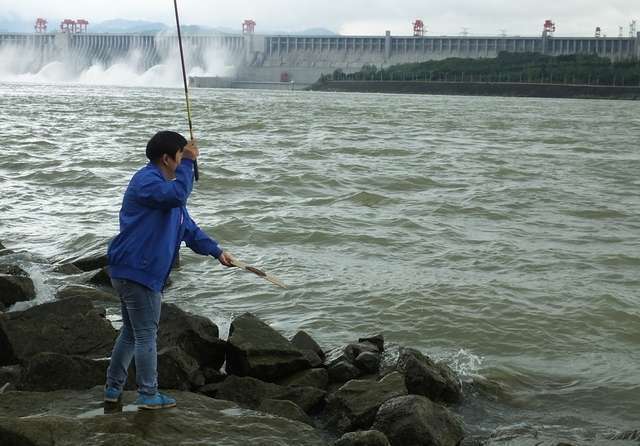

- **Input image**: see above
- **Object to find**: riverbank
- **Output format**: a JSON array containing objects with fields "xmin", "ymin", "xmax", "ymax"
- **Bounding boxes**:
[{"xmin": 309, "ymin": 80, "xmax": 640, "ymax": 100}]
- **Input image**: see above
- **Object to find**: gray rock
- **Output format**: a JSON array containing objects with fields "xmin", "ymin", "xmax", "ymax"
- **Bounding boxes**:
[
  {"xmin": 397, "ymin": 347, "xmax": 463, "ymax": 404},
  {"xmin": 355, "ymin": 352, "xmax": 381, "ymax": 374},
  {"xmin": 200, "ymin": 375, "xmax": 326, "ymax": 413},
  {"xmin": 345, "ymin": 342, "xmax": 380, "ymax": 362},
  {"xmin": 226, "ymin": 313, "xmax": 311, "ymax": 382},
  {"xmin": 292, "ymin": 330, "xmax": 326, "ymax": 360},
  {"xmin": 0, "ymin": 241, "xmax": 14, "ymax": 257},
  {"xmin": 334, "ymin": 430, "xmax": 391, "ymax": 446},
  {"xmin": 71, "ymin": 253, "xmax": 108, "ymax": 272},
  {"xmin": 0, "ymin": 365, "xmax": 22, "ymax": 390},
  {"xmin": 302, "ymin": 349, "xmax": 324, "ymax": 367},
  {"xmin": 18, "ymin": 352, "xmax": 107, "ymax": 391},
  {"xmin": 358, "ymin": 334, "xmax": 385, "ymax": 352},
  {"xmin": 0, "ymin": 387, "xmax": 326, "ymax": 446},
  {"xmin": 53, "ymin": 263, "xmax": 84, "ymax": 274},
  {"xmin": 202, "ymin": 367, "xmax": 227, "ymax": 384},
  {"xmin": 328, "ymin": 360, "xmax": 362, "ymax": 384},
  {"xmin": 55, "ymin": 284, "xmax": 119, "ymax": 304},
  {"xmin": 0, "ymin": 264, "xmax": 36, "ymax": 307},
  {"xmin": 158, "ymin": 303, "xmax": 226, "ymax": 369},
  {"xmin": 325, "ymin": 371, "xmax": 407, "ymax": 433},
  {"xmin": 258, "ymin": 398, "xmax": 313, "ymax": 426},
  {"xmin": 0, "ymin": 297, "xmax": 117, "ymax": 366},
  {"xmin": 278, "ymin": 368, "xmax": 329, "ymax": 390},
  {"xmin": 372, "ymin": 395, "xmax": 464, "ymax": 446},
  {"xmin": 88, "ymin": 266, "xmax": 112, "ymax": 287},
  {"xmin": 157, "ymin": 346, "xmax": 204, "ymax": 391}
]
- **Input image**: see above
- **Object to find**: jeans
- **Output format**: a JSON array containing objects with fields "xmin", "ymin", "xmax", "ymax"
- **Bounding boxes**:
[{"xmin": 106, "ymin": 278, "xmax": 162, "ymax": 396}]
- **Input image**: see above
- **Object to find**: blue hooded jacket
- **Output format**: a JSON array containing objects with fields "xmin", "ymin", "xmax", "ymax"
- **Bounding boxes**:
[{"xmin": 108, "ymin": 158, "xmax": 223, "ymax": 292}]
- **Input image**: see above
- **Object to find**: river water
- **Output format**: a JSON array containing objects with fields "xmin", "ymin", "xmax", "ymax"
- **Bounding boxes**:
[{"xmin": 1, "ymin": 82, "xmax": 639, "ymax": 441}]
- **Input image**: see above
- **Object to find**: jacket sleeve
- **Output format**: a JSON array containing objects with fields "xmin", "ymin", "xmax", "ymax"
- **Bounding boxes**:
[
  {"xmin": 134, "ymin": 159, "xmax": 194, "ymax": 209},
  {"xmin": 182, "ymin": 212, "xmax": 223, "ymax": 258}
]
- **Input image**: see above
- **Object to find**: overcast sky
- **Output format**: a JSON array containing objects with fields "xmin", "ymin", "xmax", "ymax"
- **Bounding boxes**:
[{"xmin": 1, "ymin": 0, "xmax": 639, "ymax": 37}]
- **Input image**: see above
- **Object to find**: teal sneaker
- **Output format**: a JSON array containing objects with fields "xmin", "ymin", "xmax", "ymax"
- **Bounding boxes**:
[
  {"xmin": 104, "ymin": 386, "xmax": 122, "ymax": 403},
  {"xmin": 135, "ymin": 392, "xmax": 177, "ymax": 410}
]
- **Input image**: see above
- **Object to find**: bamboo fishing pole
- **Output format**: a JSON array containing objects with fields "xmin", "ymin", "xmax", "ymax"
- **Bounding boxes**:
[{"xmin": 173, "ymin": 0, "xmax": 199, "ymax": 181}]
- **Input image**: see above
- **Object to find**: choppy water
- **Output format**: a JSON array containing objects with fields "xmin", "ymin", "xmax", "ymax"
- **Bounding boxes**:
[{"xmin": 1, "ymin": 82, "xmax": 639, "ymax": 441}]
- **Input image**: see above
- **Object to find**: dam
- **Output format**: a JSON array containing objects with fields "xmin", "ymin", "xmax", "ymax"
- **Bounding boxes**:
[{"xmin": 1, "ymin": 30, "xmax": 639, "ymax": 86}]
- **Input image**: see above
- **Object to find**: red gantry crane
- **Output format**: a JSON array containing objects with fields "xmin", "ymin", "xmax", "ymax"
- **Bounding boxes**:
[
  {"xmin": 543, "ymin": 19, "xmax": 556, "ymax": 37},
  {"xmin": 34, "ymin": 18, "xmax": 48, "ymax": 33},
  {"xmin": 413, "ymin": 19, "xmax": 425, "ymax": 36},
  {"xmin": 242, "ymin": 19, "xmax": 256, "ymax": 34}
]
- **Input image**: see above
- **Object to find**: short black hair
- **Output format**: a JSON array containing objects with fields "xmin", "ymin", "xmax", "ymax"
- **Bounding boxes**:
[{"xmin": 146, "ymin": 131, "xmax": 188, "ymax": 162}]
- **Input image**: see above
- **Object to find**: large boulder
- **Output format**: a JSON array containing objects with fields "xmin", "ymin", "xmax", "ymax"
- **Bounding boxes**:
[
  {"xmin": 325, "ymin": 371, "xmax": 407, "ymax": 433},
  {"xmin": 0, "ymin": 265, "xmax": 36, "ymax": 307},
  {"xmin": 328, "ymin": 360, "xmax": 361, "ymax": 384},
  {"xmin": 334, "ymin": 430, "xmax": 391, "ymax": 446},
  {"xmin": 0, "ymin": 387, "xmax": 326, "ymax": 446},
  {"xmin": 257, "ymin": 398, "xmax": 313, "ymax": 426},
  {"xmin": 226, "ymin": 313, "xmax": 311, "ymax": 382},
  {"xmin": 88, "ymin": 267, "xmax": 112, "ymax": 288},
  {"xmin": 396, "ymin": 348, "xmax": 463, "ymax": 405},
  {"xmin": 158, "ymin": 303, "xmax": 226, "ymax": 369},
  {"xmin": 55, "ymin": 284, "xmax": 119, "ymax": 305},
  {"xmin": 0, "ymin": 365, "xmax": 22, "ymax": 391},
  {"xmin": 291, "ymin": 330, "xmax": 326, "ymax": 361},
  {"xmin": 0, "ymin": 241, "xmax": 14, "ymax": 257},
  {"xmin": 71, "ymin": 253, "xmax": 109, "ymax": 272},
  {"xmin": 0, "ymin": 297, "xmax": 117, "ymax": 366},
  {"xmin": 372, "ymin": 395, "xmax": 464, "ymax": 446},
  {"xmin": 278, "ymin": 368, "xmax": 329, "ymax": 390},
  {"xmin": 199, "ymin": 375, "xmax": 326, "ymax": 413},
  {"xmin": 157, "ymin": 346, "xmax": 204, "ymax": 391},
  {"xmin": 18, "ymin": 352, "xmax": 107, "ymax": 391}
]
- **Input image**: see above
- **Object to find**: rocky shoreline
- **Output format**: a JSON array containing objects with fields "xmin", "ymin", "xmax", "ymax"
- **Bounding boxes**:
[{"xmin": 1, "ymin": 240, "xmax": 637, "ymax": 446}]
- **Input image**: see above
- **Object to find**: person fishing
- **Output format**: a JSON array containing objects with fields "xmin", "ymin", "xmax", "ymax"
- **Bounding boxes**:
[{"xmin": 104, "ymin": 131, "xmax": 234, "ymax": 409}]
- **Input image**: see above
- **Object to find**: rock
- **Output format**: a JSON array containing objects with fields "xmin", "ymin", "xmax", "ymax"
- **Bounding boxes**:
[
  {"xmin": 292, "ymin": 330, "xmax": 326, "ymax": 360},
  {"xmin": 158, "ymin": 303, "xmax": 226, "ymax": 369},
  {"xmin": 157, "ymin": 347, "xmax": 204, "ymax": 391},
  {"xmin": 258, "ymin": 398, "xmax": 313, "ymax": 426},
  {"xmin": 278, "ymin": 368, "xmax": 329, "ymax": 390},
  {"xmin": 226, "ymin": 313, "xmax": 311, "ymax": 382},
  {"xmin": 334, "ymin": 430, "xmax": 391, "ymax": 446},
  {"xmin": 0, "ymin": 387, "xmax": 326, "ymax": 446},
  {"xmin": 0, "ymin": 365, "xmax": 22, "ymax": 391},
  {"xmin": 72, "ymin": 253, "xmax": 108, "ymax": 272},
  {"xmin": 88, "ymin": 266, "xmax": 112, "ymax": 287},
  {"xmin": 0, "ymin": 241, "xmax": 15, "ymax": 257},
  {"xmin": 345, "ymin": 342, "xmax": 380, "ymax": 362},
  {"xmin": 325, "ymin": 371, "xmax": 407, "ymax": 433},
  {"xmin": 53, "ymin": 263, "xmax": 84, "ymax": 274},
  {"xmin": 0, "ymin": 297, "xmax": 117, "ymax": 366},
  {"xmin": 372, "ymin": 395, "xmax": 464, "ymax": 446},
  {"xmin": 328, "ymin": 360, "xmax": 362, "ymax": 384},
  {"xmin": 0, "ymin": 264, "xmax": 36, "ymax": 307},
  {"xmin": 355, "ymin": 352, "xmax": 381, "ymax": 374},
  {"xmin": 18, "ymin": 352, "xmax": 108, "ymax": 391},
  {"xmin": 200, "ymin": 375, "xmax": 326, "ymax": 413},
  {"xmin": 302, "ymin": 349, "xmax": 324, "ymax": 368},
  {"xmin": 358, "ymin": 334, "xmax": 385, "ymax": 352},
  {"xmin": 202, "ymin": 367, "xmax": 226, "ymax": 384},
  {"xmin": 55, "ymin": 284, "xmax": 119, "ymax": 304},
  {"xmin": 397, "ymin": 347, "xmax": 463, "ymax": 404}
]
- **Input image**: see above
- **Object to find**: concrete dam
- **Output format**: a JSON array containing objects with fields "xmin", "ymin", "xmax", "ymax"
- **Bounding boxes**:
[{"xmin": 2, "ymin": 31, "xmax": 639, "ymax": 86}]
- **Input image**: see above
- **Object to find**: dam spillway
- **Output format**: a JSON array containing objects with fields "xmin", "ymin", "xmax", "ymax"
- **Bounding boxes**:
[{"xmin": 1, "ymin": 31, "xmax": 639, "ymax": 85}]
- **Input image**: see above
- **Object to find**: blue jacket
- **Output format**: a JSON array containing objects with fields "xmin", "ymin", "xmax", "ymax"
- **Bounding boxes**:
[{"xmin": 108, "ymin": 158, "xmax": 223, "ymax": 292}]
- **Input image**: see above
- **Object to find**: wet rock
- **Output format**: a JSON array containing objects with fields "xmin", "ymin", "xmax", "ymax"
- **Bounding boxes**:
[
  {"xmin": 71, "ymin": 253, "xmax": 108, "ymax": 272},
  {"xmin": 302, "ymin": 349, "xmax": 324, "ymax": 368},
  {"xmin": 372, "ymin": 395, "xmax": 464, "ymax": 446},
  {"xmin": 53, "ymin": 263, "xmax": 84, "ymax": 274},
  {"xmin": 358, "ymin": 334, "xmax": 385, "ymax": 352},
  {"xmin": 88, "ymin": 266, "xmax": 112, "ymax": 287},
  {"xmin": 355, "ymin": 352, "xmax": 381, "ymax": 374},
  {"xmin": 292, "ymin": 330, "xmax": 326, "ymax": 361},
  {"xmin": 345, "ymin": 342, "xmax": 380, "ymax": 362},
  {"xmin": 278, "ymin": 368, "xmax": 329, "ymax": 390},
  {"xmin": 0, "ymin": 387, "xmax": 326, "ymax": 446},
  {"xmin": 157, "ymin": 346, "xmax": 204, "ymax": 391},
  {"xmin": 0, "ymin": 241, "xmax": 15, "ymax": 257},
  {"xmin": 200, "ymin": 375, "xmax": 326, "ymax": 413},
  {"xmin": 0, "ymin": 264, "xmax": 36, "ymax": 307},
  {"xmin": 0, "ymin": 297, "xmax": 117, "ymax": 366},
  {"xmin": 258, "ymin": 398, "xmax": 313, "ymax": 426},
  {"xmin": 334, "ymin": 430, "xmax": 391, "ymax": 446},
  {"xmin": 0, "ymin": 365, "xmax": 22, "ymax": 391},
  {"xmin": 328, "ymin": 360, "xmax": 362, "ymax": 384},
  {"xmin": 226, "ymin": 313, "xmax": 311, "ymax": 382},
  {"xmin": 18, "ymin": 352, "xmax": 107, "ymax": 391},
  {"xmin": 158, "ymin": 303, "xmax": 226, "ymax": 369},
  {"xmin": 202, "ymin": 367, "xmax": 226, "ymax": 384},
  {"xmin": 397, "ymin": 347, "xmax": 463, "ymax": 404},
  {"xmin": 55, "ymin": 284, "xmax": 119, "ymax": 304},
  {"xmin": 325, "ymin": 371, "xmax": 407, "ymax": 433}
]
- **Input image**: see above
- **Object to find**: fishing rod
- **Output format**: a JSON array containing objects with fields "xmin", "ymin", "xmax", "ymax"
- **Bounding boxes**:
[{"xmin": 173, "ymin": 0, "xmax": 199, "ymax": 181}]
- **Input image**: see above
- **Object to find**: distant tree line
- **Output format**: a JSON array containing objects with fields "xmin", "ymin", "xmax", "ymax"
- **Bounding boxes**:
[{"xmin": 321, "ymin": 52, "xmax": 640, "ymax": 86}]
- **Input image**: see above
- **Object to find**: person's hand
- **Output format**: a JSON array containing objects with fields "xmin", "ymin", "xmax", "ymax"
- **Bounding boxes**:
[
  {"xmin": 218, "ymin": 251, "xmax": 235, "ymax": 267},
  {"xmin": 183, "ymin": 139, "xmax": 200, "ymax": 160}
]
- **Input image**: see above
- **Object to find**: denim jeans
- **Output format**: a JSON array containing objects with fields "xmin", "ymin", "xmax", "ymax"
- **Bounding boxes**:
[{"xmin": 106, "ymin": 278, "xmax": 162, "ymax": 396}]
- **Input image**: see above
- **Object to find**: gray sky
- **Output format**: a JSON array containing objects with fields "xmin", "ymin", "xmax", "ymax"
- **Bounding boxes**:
[{"xmin": 1, "ymin": 0, "xmax": 639, "ymax": 37}]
